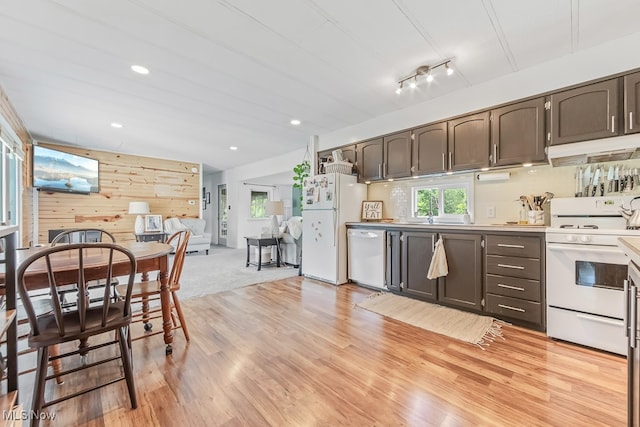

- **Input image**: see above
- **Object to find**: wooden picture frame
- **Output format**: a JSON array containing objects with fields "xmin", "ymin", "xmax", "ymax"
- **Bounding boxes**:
[
  {"xmin": 145, "ymin": 214, "xmax": 163, "ymax": 232},
  {"xmin": 362, "ymin": 201, "xmax": 383, "ymax": 221}
]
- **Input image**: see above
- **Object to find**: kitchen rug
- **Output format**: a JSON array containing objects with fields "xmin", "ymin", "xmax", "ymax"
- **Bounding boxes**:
[{"xmin": 355, "ymin": 292, "xmax": 504, "ymax": 348}]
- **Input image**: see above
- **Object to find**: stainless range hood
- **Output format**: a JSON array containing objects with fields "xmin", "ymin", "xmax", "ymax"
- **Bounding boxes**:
[{"xmin": 547, "ymin": 134, "xmax": 640, "ymax": 166}]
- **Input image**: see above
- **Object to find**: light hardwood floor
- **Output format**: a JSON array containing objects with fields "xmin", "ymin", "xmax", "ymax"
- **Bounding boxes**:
[{"xmin": 18, "ymin": 277, "xmax": 626, "ymax": 426}]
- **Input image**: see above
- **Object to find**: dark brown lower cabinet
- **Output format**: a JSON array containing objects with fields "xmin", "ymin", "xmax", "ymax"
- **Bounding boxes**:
[
  {"xmin": 402, "ymin": 231, "xmax": 438, "ymax": 300},
  {"xmin": 385, "ymin": 230, "xmax": 401, "ymax": 291},
  {"xmin": 437, "ymin": 233, "xmax": 483, "ymax": 311}
]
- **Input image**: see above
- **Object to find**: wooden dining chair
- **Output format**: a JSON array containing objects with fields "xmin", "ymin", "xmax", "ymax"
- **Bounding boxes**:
[
  {"xmin": 16, "ymin": 243, "xmax": 138, "ymax": 426},
  {"xmin": 116, "ymin": 230, "xmax": 191, "ymax": 343},
  {"xmin": 51, "ymin": 228, "xmax": 119, "ymax": 307}
]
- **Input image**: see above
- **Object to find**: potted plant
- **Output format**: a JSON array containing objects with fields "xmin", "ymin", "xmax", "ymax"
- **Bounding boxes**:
[{"xmin": 292, "ymin": 160, "xmax": 310, "ymax": 214}]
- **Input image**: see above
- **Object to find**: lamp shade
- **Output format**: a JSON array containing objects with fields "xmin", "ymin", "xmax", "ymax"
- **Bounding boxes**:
[
  {"xmin": 128, "ymin": 201, "xmax": 150, "ymax": 215},
  {"xmin": 265, "ymin": 201, "xmax": 284, "ymax": 216}
]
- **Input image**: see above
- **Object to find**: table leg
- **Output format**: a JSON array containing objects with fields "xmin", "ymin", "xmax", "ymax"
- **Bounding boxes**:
[
  {"xmin": 158, "ymin": 260, "xmax": 173, "ymax": 355},
  {"xmin": 276, "ymin": 241, "xmax": 280, "ymax": 267},
  {"xmin": 257, "ymin": 243, "xmax": 262, "ymax": 271},
  {"xmin": 246, "ymin": 239, "xmax": 250, "ymax": 267}
]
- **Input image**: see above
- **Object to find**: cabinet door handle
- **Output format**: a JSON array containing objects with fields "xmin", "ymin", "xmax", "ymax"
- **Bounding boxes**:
[
  {"xmin": 378, "ymin": 163, "xmax": 382, "ymax": 178},
  {"xmin": 498, "ymin": 304, "xmax": 525, "ymax": 313},
  {"xmin": 497, "ymin": 263, "xmax": 525, "ymax": 270},
  {"xmin": 625, "ymin": 279, "xmax": 630, "ymax": 338},
  {"xmin": 611, "ymin": 115, "xmax": 615, "ymax": 133},
  {"xmin": 493, "ymin": 144, "xmax": 497, "ymax": 164},
  {"xmin": 431, "ymin": 234, "xmax": 435, "ymax": 252},
  {"xmin": 631, "ymin": 112, "xmax": 634, "ymax": 130},
  {"xmin": 497, "ymin": 243, "xmax": 525, "ymax": 249},
  {"xmin": 442, "ymin": 153, "xmax": 445, "ymax": 171},
  {"xmin": 448, "ymin": 152, "xmax": 452, "ymax": 170},
  {"xmin": 632, "ymin": 283, "xmax": 638, "ymax": 348},
  {"xmin": 497, "ymin": 283, "xmax": 525, "ymax": 291}
]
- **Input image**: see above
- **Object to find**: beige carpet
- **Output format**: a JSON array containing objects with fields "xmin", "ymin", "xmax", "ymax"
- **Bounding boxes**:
[
  {"xmin": 178, "ymin": 246, "xmax": 299, "ymax": 300},
  {"xmin": 356, "ymin": 292, "xmax": 504, "ymax": 348}
]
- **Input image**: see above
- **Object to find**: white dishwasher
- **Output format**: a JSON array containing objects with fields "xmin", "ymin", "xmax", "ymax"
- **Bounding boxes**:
[{"xmin": 347, "ymin": 228, "xmax": 386, "ymax": 290}]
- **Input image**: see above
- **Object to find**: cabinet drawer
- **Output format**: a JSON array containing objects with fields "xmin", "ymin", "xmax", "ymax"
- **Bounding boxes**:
[
  {"xmin": 486, "ymin": 235, "xmax": 540, "ymax": 258},
  {"xmin": 485, "ymin": 294, "xmax": 542, "ymax": 324},
  {"xmin": 485, "ymin": 274, "xmax": 541, "ymax": 302},
  {"xmin": 486, "ymin": 255, "xmax": 540, "ymax": 280}
]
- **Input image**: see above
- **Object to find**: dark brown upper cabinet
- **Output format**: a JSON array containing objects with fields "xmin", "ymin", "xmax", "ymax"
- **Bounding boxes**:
[
  {"xmin": 340, "ymin": 144, "xmax": 357, "ymax": 168},
  {"xmin": 490, "ymin": 98, "xmax": 546, "ymax": 166},
  {"xmin": 549, "ymin": 78, "xmax": 621, "ymax": 145},
  {"xmin": 317, "ymin": 144, "xmax": 357, "ymax": 175},
  {"xmin": 412, "ymin": 122, "xmax": 448, "ymax": 175},
  {"xmin": 625, "ymin": 72, "xmax": 640, "ymax": 134},
  {"xmin": 383, "ymin": 131, "xmax": 412, "ymax": 179},
  {"xmin": 357, "ymin": 138, "xmax": 383, "ymax": 182},
  {"xmin": 447, "ymin": 112, "xmax": 490, "ymax": 171},
  {"xmin": 438, "ymin": 233, "xmax": 483, "ymax": 311},
  {"xmin": 402, "ymin": 231, "xmax": 438, "ymax": 301}
]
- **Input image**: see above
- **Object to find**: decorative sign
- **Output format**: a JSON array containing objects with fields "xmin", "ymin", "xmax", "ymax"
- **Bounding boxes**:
[{"xmin": 362, "ymin": 201, "xmax": 383, "ymax": 221}]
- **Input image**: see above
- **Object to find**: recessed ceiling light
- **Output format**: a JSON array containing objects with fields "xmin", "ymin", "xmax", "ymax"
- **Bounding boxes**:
[
  {"xmin": 290, "ymin": 119, "xmax": 301, "ymax": 125},
  {"xmin": 131, "ymin": 65, "xmax": 150, "ymax": 75},
  {"xmin": 522, "ymin": 163, "xmax": 533, "ymax": 167},
  {"xmin": 110, "ymin": 122, "xmax": 123, "ymax": 128},
  {"xmin": 229, "ymin": 146, "xmax": 238, "ymax": 151}
]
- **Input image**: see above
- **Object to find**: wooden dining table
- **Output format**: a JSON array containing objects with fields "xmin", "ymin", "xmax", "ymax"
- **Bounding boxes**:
[{"xmin": 12, "ymin": 241, "xmax": 176, "ymax": 355}]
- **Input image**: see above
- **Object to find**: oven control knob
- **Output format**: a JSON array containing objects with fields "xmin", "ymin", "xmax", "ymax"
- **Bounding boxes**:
[
  {"xmin": 580, "ymin": 235, "xmax": 591, "ymax": 243},
  {"xmin": 566, "ymin": 235, "xmax": 576, "ymax": 242}
]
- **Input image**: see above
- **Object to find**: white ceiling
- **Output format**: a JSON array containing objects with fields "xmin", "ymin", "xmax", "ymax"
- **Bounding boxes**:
[{"xmin": 1, "ymin": 0, "xmax": 639, "ymax": 174}]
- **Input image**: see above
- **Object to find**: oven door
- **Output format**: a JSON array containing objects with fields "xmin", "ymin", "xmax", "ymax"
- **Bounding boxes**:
[{"xmin": 547, "ymin": 242, "xmax": 627, "ymax": 319}]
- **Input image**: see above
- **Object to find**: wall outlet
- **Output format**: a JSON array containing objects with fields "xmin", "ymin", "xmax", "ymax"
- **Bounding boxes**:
[{"xmin": 486, "ymin": 206, "xmax": 496, "ymax": 218}]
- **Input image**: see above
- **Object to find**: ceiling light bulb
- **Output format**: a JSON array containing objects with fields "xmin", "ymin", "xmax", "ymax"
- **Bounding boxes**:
[
  {"xmin": 110, "ymin": 122, "xmax": 123, "ymax": 128},
  {"xmin": 131, "ymin": 65, "xmax": 150, "ymax": 75},
  {"xmin": 290, "ymin": 119, "xmax": 301, "ymax": 125},
  {"xmin": 426, "ymin": 71, "xmax": 434, "ymax": 83},
  {"xmin": 395, "ymin": 82, "xmax": 403, "ymax": 94},
  {"xmin": 446, "ymin": 62, "xmax": 454, "ymax": 76},
  {"xmin": 409, "ymin": 77, "xmax": 417, "ymax": 89},
  {"xmin": 229, "ymin": 146, "xmax": 238, "ymax": 151}
]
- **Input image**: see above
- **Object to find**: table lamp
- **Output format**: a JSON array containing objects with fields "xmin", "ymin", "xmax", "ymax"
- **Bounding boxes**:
[
  {"xmin": 265, "ymin": 200, "xmax": 284, "ymax": 237},
  {"xmin": 128, "ymin": 201, "xmax": 150, "ymax": 234}
]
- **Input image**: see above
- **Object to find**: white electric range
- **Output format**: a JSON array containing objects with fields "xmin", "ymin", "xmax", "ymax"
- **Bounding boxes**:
[{"xmin": 546, "ymin": 195, "xmax": 640, "ymax": 355}]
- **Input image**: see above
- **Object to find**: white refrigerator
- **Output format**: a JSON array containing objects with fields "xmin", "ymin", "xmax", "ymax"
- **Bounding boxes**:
[{"xmin": 302, "ymin": 173, "xmax": 367, "ymax": 285}]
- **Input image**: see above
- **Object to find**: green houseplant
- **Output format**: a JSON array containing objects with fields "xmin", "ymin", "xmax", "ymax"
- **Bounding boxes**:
[{"xmin": 292, "ymin": 160, "xmax": 310, "ymax": 214}]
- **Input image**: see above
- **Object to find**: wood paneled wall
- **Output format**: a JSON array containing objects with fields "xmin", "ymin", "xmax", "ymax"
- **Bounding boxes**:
[{"xmin": 34, "ymin": 142, "xmax": 201, "ymax": 244}]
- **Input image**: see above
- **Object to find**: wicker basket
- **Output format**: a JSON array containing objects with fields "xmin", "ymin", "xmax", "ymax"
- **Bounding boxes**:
[{"xmin": 325, "ymin": 160, "xmax": 353, "ymax": 175}]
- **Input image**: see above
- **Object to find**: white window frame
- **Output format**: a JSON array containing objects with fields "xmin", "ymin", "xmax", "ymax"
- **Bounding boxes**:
[
  {"xmin": 411, "ymin": 177, "xmax": 474, "ymax": 224},
  {"xmin": 249, "ymin": 189, "xmax": 269, "ymax": 219}
]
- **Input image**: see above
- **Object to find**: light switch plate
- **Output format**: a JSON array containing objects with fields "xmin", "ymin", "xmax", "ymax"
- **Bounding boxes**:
[{"xmin": 188, "ymin": 200, "xmax": 196, "ymax": 205}]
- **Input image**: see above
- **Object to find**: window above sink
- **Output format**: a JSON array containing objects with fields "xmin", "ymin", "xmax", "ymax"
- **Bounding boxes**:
[{"xmin": 411, "ymin": 176, "xmax": 474, "ymax": 224}]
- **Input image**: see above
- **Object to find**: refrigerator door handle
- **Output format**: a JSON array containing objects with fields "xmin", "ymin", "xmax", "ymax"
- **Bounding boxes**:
[{"xmin": 333, "ymin": 209, "xmax": 337, "ymax": 247}]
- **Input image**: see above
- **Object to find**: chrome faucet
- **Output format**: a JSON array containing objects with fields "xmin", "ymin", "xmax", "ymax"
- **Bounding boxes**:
[{"xmin": 427, "ymin": 194, "xmax": 438, "ymax": 224}]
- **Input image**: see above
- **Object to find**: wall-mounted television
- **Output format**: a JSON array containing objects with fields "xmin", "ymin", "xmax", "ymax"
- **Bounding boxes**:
[{"xmin": 32, "ymin": 145, "xmax": 99, "ymax": 194}]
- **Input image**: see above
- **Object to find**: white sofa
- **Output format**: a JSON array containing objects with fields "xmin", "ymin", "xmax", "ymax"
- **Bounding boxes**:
[
  {"xmin": 279, "ymin": 216, "xmax": 302, "ymax": 267},
  {"xmin": 163, "ymin": 218, "xmax": 211, "ymax": 255}
]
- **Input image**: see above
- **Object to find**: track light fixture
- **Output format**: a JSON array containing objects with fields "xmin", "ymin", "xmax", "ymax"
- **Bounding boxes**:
[{"xmin": 395, "ymin": 59, "xmax": 454, "ymax": 94}]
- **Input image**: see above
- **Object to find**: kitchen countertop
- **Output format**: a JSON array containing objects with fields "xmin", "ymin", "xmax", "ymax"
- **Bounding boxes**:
[
  {"xmin": 346, "ymin": 222, "xmax": 547, "ymax": 233},
  {"xmin": 618, "ymin": 237, "xmax": 640, "ymax": 265}
]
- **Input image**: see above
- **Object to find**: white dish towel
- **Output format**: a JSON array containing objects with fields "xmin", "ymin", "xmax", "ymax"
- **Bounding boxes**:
[{"xmin": 427, "ymin": 238, "xmax": 449, "ymax": 279}]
